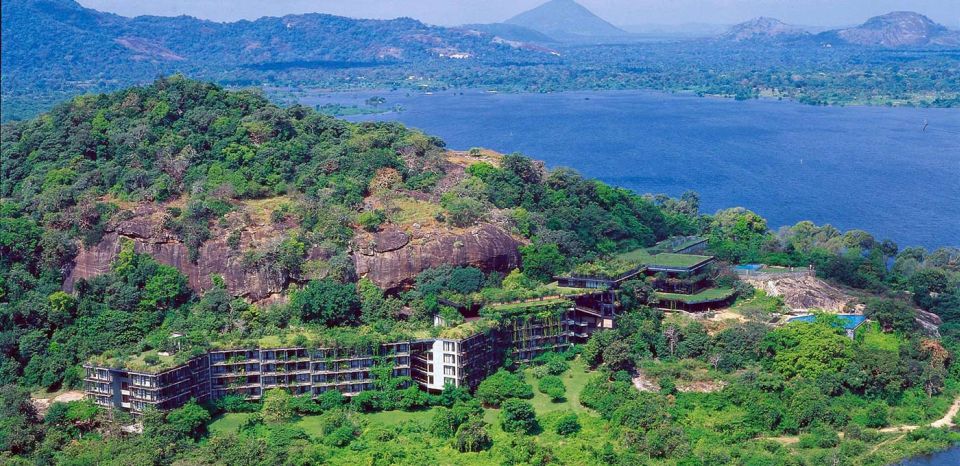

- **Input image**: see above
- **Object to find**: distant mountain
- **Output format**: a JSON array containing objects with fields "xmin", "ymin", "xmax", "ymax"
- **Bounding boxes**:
[
  {"xmin": 505, "ymin": 0, "xmax": 627, "ymax": 41},
  {"xmin": 464, "ymin": 23, "xmax": 557, "ymax": 44},
  {"xmin": 828, "ymin": 11, "xmax": 960, "ymax": 47},
  {"xmin": 721, "ymin": 17, "xmax": 810, "ymax": 42},
  {"xmin": 1, "ymin": 0, "xmax": 551, "ymax": 94}
]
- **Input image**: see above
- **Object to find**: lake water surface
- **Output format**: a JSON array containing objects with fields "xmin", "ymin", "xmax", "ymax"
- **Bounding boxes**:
[
  {"xmin": 899, "ymin": 444, "xmax": 960, "ymax": 465},
  {"xmin": 296, "ymin": 90, "xmax": 960, "ymax": 249}
]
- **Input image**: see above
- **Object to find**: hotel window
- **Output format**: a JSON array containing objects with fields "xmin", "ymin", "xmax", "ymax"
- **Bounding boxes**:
[
  {"xmin": 443, "ymin": 354, "xmax": 456, "ymax": 364},
  {"xmin": 443, "ymin": 365, "xmax": 456, "ymax": 376},
  {"xmin": 444, "ymin": 377, "xmax": 456, "ymax": 386},
  {"xmin": 443, "ymin": 341, "xmax": 456, "ymax": 352}
]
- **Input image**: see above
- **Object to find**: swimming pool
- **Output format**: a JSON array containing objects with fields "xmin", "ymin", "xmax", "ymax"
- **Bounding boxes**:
[
  {"xmin": 788, "ymin": 314, "xmax": 867, "ymax": 330},
  {"xmin": 734, "ymin": 264, "xmax": 764, "ymax": 272}
]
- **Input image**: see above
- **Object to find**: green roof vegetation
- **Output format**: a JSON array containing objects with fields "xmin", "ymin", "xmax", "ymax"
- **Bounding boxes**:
[
  {"xmin": 482, "ymin": 298, "xmax": 573, "ymax": 323},
  {"xmin": 209, "ymin": 325, "xmax": 424, "ymax": 351},
  {"xmin": 567, "ymin": 258, "xmax": 642, "ymax": 280},
  {"xmin": 615, "ymin": 247, "xmax": 654, "ymax": 264},
  {"xmin": 646, "ymin": 253, "xmax": 714, "ymax": 269},
  {"xmin": 88, "ymin": 348, "xmax": 204, "ymax": 373},
  {"xmin": 656, "ymin": 288, "xmax": 735, "ymax": 304}
]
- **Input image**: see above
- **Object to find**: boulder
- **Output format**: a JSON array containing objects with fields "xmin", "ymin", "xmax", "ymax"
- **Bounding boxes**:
[
  {"xmin": 64, "ymin": 204, "xmax": 327, "ymax": 301},
  {"xmin": 354, "ymin": 223, "xmax": 521, "ymax": 289}
]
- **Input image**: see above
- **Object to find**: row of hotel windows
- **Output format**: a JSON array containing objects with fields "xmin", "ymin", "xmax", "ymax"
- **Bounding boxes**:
[
  {"xmin": 209, "ymin": 345, "xmax": 412, "ymax": 362},
  {"xmin": 210, "ymin": 357, "xmax": 411, "ymax": 375}
]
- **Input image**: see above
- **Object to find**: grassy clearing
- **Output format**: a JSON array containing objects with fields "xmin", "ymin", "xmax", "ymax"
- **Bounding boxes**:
[
  {"xmin": 242, "ymin": 195, "xmax": 293, "ymax": 224},
  {"xmin": 209, "ymin": 412, "xmax": 253, "ymax": 436},
  {"xmin": 858, "ymin": 322, "xmax": 901, "ymax": 352},
  {"xmin": 521, "ymin": 357, "xmax": 594, "ymax": 415},
  {"xmin": 388, "ymin": 196, "xmax": 442, "ymax": 227}
]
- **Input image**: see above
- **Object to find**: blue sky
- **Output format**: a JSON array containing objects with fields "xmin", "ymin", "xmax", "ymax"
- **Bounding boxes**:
[{"xmin": 78, "ymin": 0, "xmax": 960, "ymax": 28}]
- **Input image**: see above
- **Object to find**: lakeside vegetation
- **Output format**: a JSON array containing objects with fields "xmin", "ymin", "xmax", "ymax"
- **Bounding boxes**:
[{"xmin": 1, "ymin": 78, "xmax": 959, "ymax": 464}]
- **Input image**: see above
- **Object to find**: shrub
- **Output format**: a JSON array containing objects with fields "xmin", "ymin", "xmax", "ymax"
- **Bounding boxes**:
[
  {"xmin": 475, "ymin": 369, "xmax": 533, "ymax": 407},
  {"xmin": 215, "ymin": 395, "xmax": 260, "ymax": 413},
  {"xmin": 799, "ymin": 424, "xmax": 840, "ymax": 449},
  {"xmin": 261, "ymin": 389, "xmax": 293, "ymax": 423},
  {"xmin": 358, "ymin": 210, "xmax": 386, "ymax": 232},
  {"xmin": 290, "ymin": 395, "xmax": 323, "ymax": 415},
  {"xmin": 538, "ymin": 376, "xmax": 567, "ymax": 402},
  {"xmin": 555, "ymin": 412, "xmax": 580, "ymax": 436},
  {"xmin": 500, "ymin": 399, "xmax": 538, "ymax": 434},
  {"xmin": 454, "ymin": 418, "xmax": 492, "ymax": 452},
  {"xmin": 317, "ymin": 390, "xmax": 344, "ymax": 411},
  {"xmin": 143, "ymin": 352, "xmax": 160, "ymax": 366},
  {"xmin": 864, "ymin": 401, "xmax": 889, "ymax": 428}
]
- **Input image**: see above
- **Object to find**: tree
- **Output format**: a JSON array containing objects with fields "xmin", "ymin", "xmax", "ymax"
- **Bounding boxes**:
[
  {"xmin": 602, "ymin": 340, "xmax": 634, "ymax": 372},
  {"xmin": 475, "ymin": 369, "xmax": 533, "ymax": 407},
  {"xmin": 140, "ymin": 264, "xmax": 190, "ymax": 311},
  {"xmin": 538, "ymin": 375, "xmax": 567, "ymax": 402},
  {"xmin": 289, "ymin": 279, "xmax": 361, "ymax": 326},
  {"xmin": 499, "ymin": 399, "xmax": 538, "ymax": 434},
  {"xmin": 262, "ymin": 389, "xmax": 293, "ymax": 424},
  {"xmin": 166, "ymin": 400, "xmax": 211, "ymax": 440},
  {"xmin": 554, "ymin": 412, "xmax": 580, "ymax": 436},
  {"xmin": 0, "ymin": 385, "xmax": 43, "ymax": 454},
  {"xmin": 454, "ymin": 418, "xmax": 492, "ymax": 452},
  {"xmin": 865, "ymin": 299, "xmax": 916, "ymax": 333},
  {"xmin": 764, "ymin": 320, "xmax": 852, "ymax": 380},
  {"xmin": 519, "ymin": 243, "xmax": 565, "ymax": 282}
]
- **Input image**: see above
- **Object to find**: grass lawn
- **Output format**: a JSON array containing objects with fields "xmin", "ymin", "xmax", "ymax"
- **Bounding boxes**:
[
  {"xmin": 858, "ymin": 322, "xmax": 902, "ymax": 352},
  {"xmin": 521, "ymin": 357, "xmax": 595, "ymax": 415},
  {"xmin": 363, "ymin": 408, "xmax": 437, "ymax": 427},
  {"xmin": 208, "ymin": 412, "xmax": 253, "ymax": 436}
]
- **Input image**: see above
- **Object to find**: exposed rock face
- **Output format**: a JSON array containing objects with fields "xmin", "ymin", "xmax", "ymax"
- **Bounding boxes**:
[
  {"xmin": 835, "ymin": 12, "xmax": 959, "ymax": 47},
  {"xmin": 744, "ymin": 274, "xmax": 855, "ymax": 312},
  {"xmin": 64, "ymin": 204, "xmax": 327, "ymax": 301},
  {"xmin": 722, "ymin": 17, "xmax": 809, "ymax": 42},
  {"xmin": 354, "ymin": 224, "xmax": 522, "ymax": 289}
]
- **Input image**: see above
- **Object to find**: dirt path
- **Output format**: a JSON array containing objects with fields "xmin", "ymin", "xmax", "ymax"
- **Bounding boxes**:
[
  {"xmin": 31, "ymin": 390, "xmax": 86, "ymax": 416},
  {"xmin": 877, "ymin": 395, "xmax": 960, "ymax": 433},
  {"xmin": 765, "ymin": 396, "xmax": 960, "ymax": 446}
]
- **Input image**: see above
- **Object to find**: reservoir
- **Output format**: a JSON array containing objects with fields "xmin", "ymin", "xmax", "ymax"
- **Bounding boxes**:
[{"xmin": 296, "ymin": 89, "xmax": 960, "ymax": 249}]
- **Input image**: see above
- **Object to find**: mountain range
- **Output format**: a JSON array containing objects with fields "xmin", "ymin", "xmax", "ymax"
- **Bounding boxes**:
[
  {"xmin": 503, "ymin": 0, "xmax": 627, "ymax": 41},
  {"xmin": 720, "ymin": 11, "xmax": 959, "ymax": 46},
  {"xmin": 0, "ymin": 0, "xmax": 551, "ymax": 90}
]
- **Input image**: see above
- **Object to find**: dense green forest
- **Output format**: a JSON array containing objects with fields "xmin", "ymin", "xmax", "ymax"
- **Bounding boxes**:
[{"xmin": 2, "ymin": 78, "xmax": 959, "ymax": 465}]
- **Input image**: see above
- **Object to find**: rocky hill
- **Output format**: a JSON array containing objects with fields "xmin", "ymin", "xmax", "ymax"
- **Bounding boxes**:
[
  {"xmin": 721, "ymin": 17, "xmax": 810, "ymax": 42},
  {"xmin": 504, "ymin": 0, "xmax": 627, "ymax": 40},
  {"xmin": 2, "ymin": 77, "xmax": 682, "ymax": 301},
  {"xmin": 830, "ymin": 11, "xmax": 960, "ymax": 47}
]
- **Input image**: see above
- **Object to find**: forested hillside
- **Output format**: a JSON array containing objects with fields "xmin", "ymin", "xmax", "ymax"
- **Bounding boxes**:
[{"xmin": 1, "ymin": 78, "xmax": 959, "ymax": 465}]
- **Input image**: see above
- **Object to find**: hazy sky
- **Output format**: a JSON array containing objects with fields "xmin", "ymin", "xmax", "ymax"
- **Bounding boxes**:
[{"xmin": 77, "ymin": 0, "xmax": 960, "ymax": 28}]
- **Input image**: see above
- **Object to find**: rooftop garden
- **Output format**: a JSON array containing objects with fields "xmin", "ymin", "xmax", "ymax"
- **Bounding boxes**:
[
  {"xmin": 645, "ymin": 253, "xmax": 714, "ymax": 269},
  {"xmin": 87, "ymin": 347, "xmax": 207, "ymax": 373},
  {"xmin": 655, "ymin": 288, "xmax": 735, "ymax": 304},
  {"xmin": 481, "ymin": 298, "xmax": 573, "ymax": 323},
  {"xmin": 565, "ymin": 258, "xmax": 643, "ymax": 280}
]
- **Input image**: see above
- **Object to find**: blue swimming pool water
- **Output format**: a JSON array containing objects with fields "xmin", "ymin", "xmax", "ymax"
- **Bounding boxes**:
[
  {"xmin": 788, "ymin": 314, "xmax": 866, "ymax": 330},
  {"xmin": 734, "ymin": 264, "xmax": 764, "ymax": 271}
]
